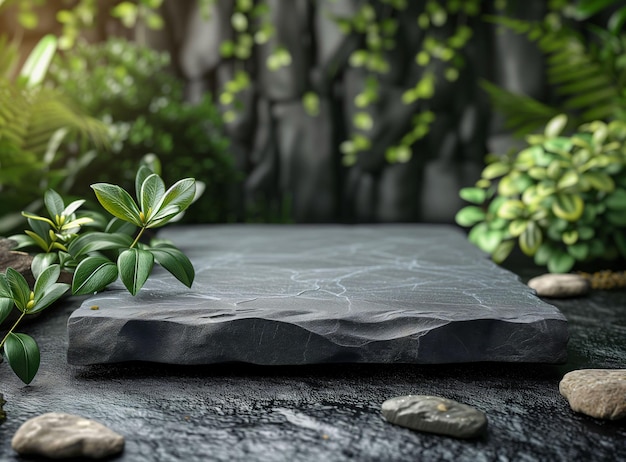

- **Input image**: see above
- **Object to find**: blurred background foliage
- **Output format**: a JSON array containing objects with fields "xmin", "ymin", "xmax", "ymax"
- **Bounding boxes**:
[{"xmin": 0, "ymin": 0, "xmax": 625, "ymax": 244}]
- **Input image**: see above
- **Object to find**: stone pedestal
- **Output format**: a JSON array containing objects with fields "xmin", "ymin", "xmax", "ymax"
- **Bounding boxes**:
[{"xmin": 67, "ymin": 225, "xmax": 568, "ymax": 365}]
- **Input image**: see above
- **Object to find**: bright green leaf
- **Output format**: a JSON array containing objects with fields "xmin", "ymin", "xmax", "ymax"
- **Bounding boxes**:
[
  {"xmin": 482, "ymin": 161, "xmax": 510, "ymax": 180},
  {"xmin": 544, "ymin": 114, "xmax": 567, "ymax": 137},
  {"xmin": 4, "ymin": 333, "xmax": 40, "ymax": 384},
  {"xmin": 455, "ymin": 206, "xmax": 485, "ymax": 227},
  {"xmin": 492, "ymin": 239, "xmax": 515, "ymax": 264},
  {"xmin": 459, "ymin": 187, "xmax": 486, "ymax": 204},
  {"xmin": 91, "ymin": 183, "xmax": 142, "ymax": 226},
  {"xmin": 140, "ymin": 173, "xmax": 166, "ymax": 220},
  {"xmin": 497, "ymin": 200, "xmax": 525, "ymax": 220}
]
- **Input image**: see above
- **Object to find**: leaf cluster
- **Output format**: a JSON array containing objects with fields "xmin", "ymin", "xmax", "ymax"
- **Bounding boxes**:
[
  {"xmin": 456, "ymin": 115, "xmax": 626, "ymax": 273},
  {"xmin": 11, "ymin": 164, "xmax": 197, "ymax": 297}
]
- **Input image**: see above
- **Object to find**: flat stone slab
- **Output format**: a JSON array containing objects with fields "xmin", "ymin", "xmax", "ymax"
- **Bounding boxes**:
[{"xmin": 67, "ymin": 225, "xmax": 568, "ymax": 365}]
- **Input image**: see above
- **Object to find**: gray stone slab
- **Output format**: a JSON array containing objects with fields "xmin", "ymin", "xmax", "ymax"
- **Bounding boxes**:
[{"xmin": 66, "ymin": 225, "xmax": 568, "ymax": 365}]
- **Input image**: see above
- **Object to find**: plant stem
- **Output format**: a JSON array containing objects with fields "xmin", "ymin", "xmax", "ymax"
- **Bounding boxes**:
[
  {"xmin": 130, "ymin": 226, "xmax": 147, "ymax": 249},
  {"xmin": 0, "ymin": 310, "xmax": 26, "ymax": 350}
]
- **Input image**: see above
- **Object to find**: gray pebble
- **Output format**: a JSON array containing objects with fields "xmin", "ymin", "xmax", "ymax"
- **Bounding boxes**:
[
  {"xmin": 527, "ymin": 273, "xmax": 590, "ymax": 298},
  {"xmin": 12, "ymin": 412, "xmax": 124, "ymax": 459},
  {"xmin": 560, "ymin": 369, "xmax": 626, "ymax": 420},
  {"xmin": 381, "ymin": 395, "xmax": 487, "ymax": 438}
]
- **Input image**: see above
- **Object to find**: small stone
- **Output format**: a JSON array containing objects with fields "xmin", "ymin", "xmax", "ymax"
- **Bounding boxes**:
[
  {"xmin": 559, "ymin": 369, "xmax": 626, "ymax": 420},
  {"xmin": 12, "ymin": 412, "xmax": 124, "ymax": 459},
  {"xmin": 381, "ymin": 395, "xmax": 487, "ymax": 438},
  {"xmin": 527, "ymin": 273, "xmax": 590, "ymax": 298}
]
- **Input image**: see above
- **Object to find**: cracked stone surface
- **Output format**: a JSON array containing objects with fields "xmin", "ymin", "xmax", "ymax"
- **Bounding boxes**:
[{"xmin": 67, "ymin": 225, "xmax": 568, "ymax": 366}]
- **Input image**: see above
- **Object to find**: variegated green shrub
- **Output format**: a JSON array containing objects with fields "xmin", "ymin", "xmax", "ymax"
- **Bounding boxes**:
[{"xmin": 456, "ymin": 115, "xmax": 626, "ymax": 273}]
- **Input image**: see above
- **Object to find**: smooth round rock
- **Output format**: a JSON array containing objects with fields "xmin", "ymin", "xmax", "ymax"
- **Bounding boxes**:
[
  {"xmin": 381, "ymin": 395, "xmax": 487, "ymax": 438},
  {"xmin": 560, "ymin": 369, "xmax": 626, "ymax": 420},
  {"xmin": 12, "ymin": 412, "xmax": 124, "ymax": 459},
  {"xmin": 527, "ymin": 273, "xmax": 590, "ymax": 298}
]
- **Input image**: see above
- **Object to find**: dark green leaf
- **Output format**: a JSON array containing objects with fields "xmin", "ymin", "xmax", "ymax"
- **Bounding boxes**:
[
  {"xmin": 605, "ymin": 188, "xmax": 626, "ymax": 210},
  {"xmin": 567, "ymin": 242, "xmax": 589, "ymax": 261},
  {"xmin": 534, "ymin": 243, "xmax": 553, "ymax": 266},
  {"xmin": 4, "ymin": 333, "xmax": 40, "ymax": 384},
  {"xmin": 150, "ymin": 247, "xmax": 195, "ymax": 288},
  {"xmin": 5, "ymin": 268, "xmax": 31, "ymax": 312},
  {"xmin": 68, "ymin": 232, "xmax": 133, "ymax": 258},
  {"xmin": 614, "ymin": 232, "xmax": 626, "ymax": 258},
  {"xmin": 72, "ymin": 256, "xmax": 118, "ymax": 296},
  {"xmin": 31, "ymin": 253, "xmax": 58, "ymax": 280},
  {"xmin": 31, "ymin": 283, "xmax": 69, "ymax": 314},
  {"xmin": 34, "ymin": 264, "xmax": 60, "ymax": 295},
  {"xmin": 148, "ymin": 178, "xmax": 196, "ymax": 227},
  {"xmin": 118, "ymin": 249, "xmax": 154, "ymax": 295},
  {"xmin": 0, "ymin": 274, "xmax": 12, "ymax": 298},
  {"xmin": 0, "ymin": 298, "xmax": 14, "ymax": 325},
  {"xmin": 91, "ymin": 183, "xmax": 142, "ymax": 226}
]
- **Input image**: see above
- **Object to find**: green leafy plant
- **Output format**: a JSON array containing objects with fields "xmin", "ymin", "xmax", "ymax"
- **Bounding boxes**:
[
  {"xmin": 456, "ymin": 115, "xmax": 626, "ymax": 273},
  {"xmin": 0, "ymin": 265, "xmax": 69, "ymax": 384},
  {"xmin": 0, "ymin": 33, "xmax": 107, "ymax": 234},
  {"xmin": 10, "ymin": 163, "xmax": 197, "ymax": 296},
  {"xmin": 46, "ymin": 37, "xmax": 237, "ymax": 223}
]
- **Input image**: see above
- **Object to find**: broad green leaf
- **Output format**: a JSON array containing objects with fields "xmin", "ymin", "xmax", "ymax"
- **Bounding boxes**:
[
  {"xmin": 454, "ymin": 206, "xmax": 485, "ymax": 227},
  {"xmin": 68, "ymin": 231, "xmax": 133, "ymax": 258},
  {"xmin": 44, "ymin": 189, "xmax": 65, "ymax": 218},
  {"xmin": 547, "ymin": 251, "xmax": 575, "ymax": 273},
  {"xmin": 4, "ymin": 333, "xmax": 40, "ymax": 384},
  {"xmin": 31, "ymin": 283, "xmax": 69, "ymax": 314},
  {"xmin": 150, "ymin": 247, "xmax": 195, "ymax": 288},
  {"xmin": 0, "ymin": 298, "xmax": 13, "ymax": 324},
  {"xmin": 140, "ymin": 173, "xmax": 165, "ymax": 220},
  {"xmin": 149, "ymin": 179, "xmax": 196, "ymax": 227},
  {"xmin": 72, "ymin": 257, "xmax": 118, "ymax": 296},
  {"xmin": 552, "ymin": 193, "xmax": 584, "ymax": 221},
  {"xmin": 5, "ymin": 268, "xmax": 32, "ymax": 312},
  {"xmin": 91, "ymin": 183, "xmax": 142, "ymax": 226},
  {"xmin": 34, "ymin": 264, "xmax": 60, "ymax": 295},
  {"xmin": 0, "ymin": 274, "xmax": 12, "ymax": 298},
  {"xmin": 476, "ymin": 229, "xmax": 503, "ymax": 254},
  {"xmin": 135, "ymin": 165, "xmax": 155, "ymax": 203},
  {"xmin": 544, "ymin": 114, "xmax": 567, "ymax": 137},
  {"xmin": 459, "ymin": 187, "xmax": 486, "ymax": 204},
  {"xmin": 492, "ymin": 240, "xmax": 515, "ymax": 264},
  {"xmin": 32, "ymin": 253, "xmax": 58, "ymax": 279},
  {"xmin": 497, "ymin": 200, "xmax": 525, "ymax": 220},
  {"xmin": 118, "ymin": 249, "xmax": 154, "ymax": 295},
  {"xmin": 519, "ymin": 221, "xmax": 542, "ymax": 256}
]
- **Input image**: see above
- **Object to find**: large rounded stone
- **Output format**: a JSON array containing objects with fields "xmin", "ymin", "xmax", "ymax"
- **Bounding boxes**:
[
  {"xmin": 12, "ymin": 412, "xmax": 124, "ymax": 459},
  {"xmin": 381, "ymin": 395, "xmax": 487, "ymax": 438},
  {"xmin": 559, "ymin": 369, "xmax": 626, "ymax": 420},
  {"xmin": 527, "ymin": 273, "xmax": 590, "ymax": 298}
]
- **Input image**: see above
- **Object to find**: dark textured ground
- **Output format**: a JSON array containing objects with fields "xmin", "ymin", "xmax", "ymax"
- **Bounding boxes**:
[{"xmin": 0, "ymin": 270, "xmax": 624, "ymax": 461}]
